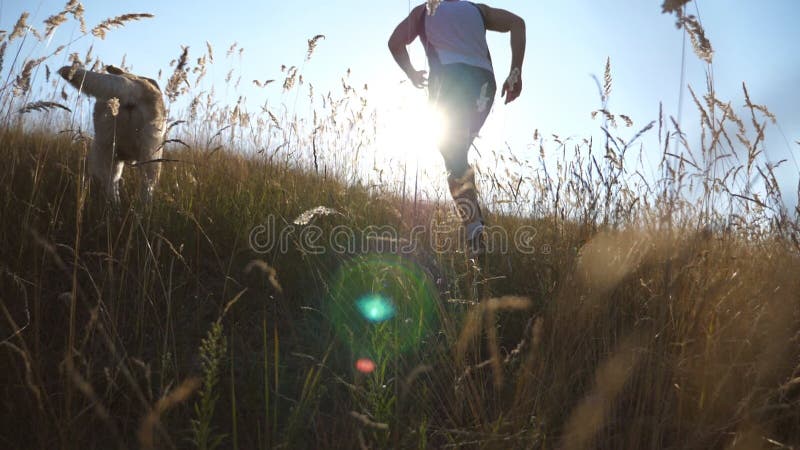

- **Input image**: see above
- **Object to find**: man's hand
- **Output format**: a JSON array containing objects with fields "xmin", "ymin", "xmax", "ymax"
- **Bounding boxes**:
[
  {"xmin": 501, "ymin": 67, "xmax": 522, "ymax": 104},
  {"xmin": 407, "ymin": 69, "xmax": 428, "ymax": 89},
  {"xmin": 389, "ymin": 6, "xmax": 428, "ymax": 87},
  {"xmin": 479, "ymin": 5, "xmax": 525, "ymax": 104}
]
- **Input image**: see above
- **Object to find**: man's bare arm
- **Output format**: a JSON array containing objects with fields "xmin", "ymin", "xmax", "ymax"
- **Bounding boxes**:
[
  {"xmin": 478, "ymin": 4, "xmax": 526, "ymax": 103},
  {"xmin": 388, "ymin": 5, "xmax": 428, "ymax": 87}
]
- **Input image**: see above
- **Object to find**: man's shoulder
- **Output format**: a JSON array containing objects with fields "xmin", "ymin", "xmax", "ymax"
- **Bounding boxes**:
[
  {"xmin": 410, "ymin": 3, "xmax": 427, "ymax": 18},
  {"xmin": 471, "ymin": 3, "xmax": 490, "ymax": 14}
]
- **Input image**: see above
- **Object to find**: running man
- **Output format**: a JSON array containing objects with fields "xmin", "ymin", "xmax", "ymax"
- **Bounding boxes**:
[{"xmin": 389, "ymin": 0, "xmax": 525, "ymax": 255}]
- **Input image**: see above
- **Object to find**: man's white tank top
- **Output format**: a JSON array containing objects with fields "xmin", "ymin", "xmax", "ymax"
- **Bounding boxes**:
[{"xmin": 422, "ymin": 0, "xmax": 493, "ymax": 74}]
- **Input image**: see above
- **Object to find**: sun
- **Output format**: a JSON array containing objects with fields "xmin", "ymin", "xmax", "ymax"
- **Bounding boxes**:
[
  {"xmin": 373, "ymin": 86, "xmax": 448, "ymax": 172},
  {"xmin": 367, "ymin": 78, "xmax": 508, "ymax": 196}
]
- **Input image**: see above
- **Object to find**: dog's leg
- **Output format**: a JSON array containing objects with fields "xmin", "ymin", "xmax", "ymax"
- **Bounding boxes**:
[
  {"xmin": 109, "ymin": 161, "xmax": 124, "ymax": 205},
  {"xmin": 88, "ymin": 142, "xmax": 122, "ymax": 205},
  {"xmin": 141, "ymin": 147, "xmax": 163, "ymax": 202}
]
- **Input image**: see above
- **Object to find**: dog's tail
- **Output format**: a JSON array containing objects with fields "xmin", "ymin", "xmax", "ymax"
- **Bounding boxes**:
[{"xmin": 58, "ymin": 66, "xmax": 138, "ymax": 101}]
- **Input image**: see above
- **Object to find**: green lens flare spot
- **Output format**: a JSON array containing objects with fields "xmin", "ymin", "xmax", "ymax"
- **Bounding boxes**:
[
  {"xmin": 327, "ymin": 254, "xmax": 438, "ymax": 354},
  {"xmin": 356, "ymin": 295, "xmax": 396, "ymax": 323}
]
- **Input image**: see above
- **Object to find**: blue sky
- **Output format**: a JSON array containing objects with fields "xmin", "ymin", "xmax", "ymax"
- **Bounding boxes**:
[{"xmin": 4, "ymin": 0, "xmax": 799, "ymax": 204}]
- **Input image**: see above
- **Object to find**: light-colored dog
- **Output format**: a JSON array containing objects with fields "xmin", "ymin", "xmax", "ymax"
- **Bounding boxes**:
[{"xmin": 58, "ymin": 65, "xmax": 166, "ymax": 203}]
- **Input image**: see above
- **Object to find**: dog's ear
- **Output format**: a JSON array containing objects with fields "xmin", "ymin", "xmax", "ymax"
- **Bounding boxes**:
[
  {"xmin": 58, "ymin": 66, "xmax": 74, "ymax": 80},
  {"xmin": 144, "ymin": 78, "xmax": 161, "ymax": 92},
  {"xmin": 58, "ymin": 63, "xmax": 83, "ymax": 81},
  {"xmin": 105, "ymin": 65, "xmax": 125, "ymax": 75}
]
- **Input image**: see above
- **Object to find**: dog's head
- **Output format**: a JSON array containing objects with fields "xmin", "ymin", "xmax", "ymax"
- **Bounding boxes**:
[
  {"xmin": 59, "ymin": 64, "xmax": 165, "ymax": 128},
  {"xmin": 59, "ymin": 64, "xmax": 163, "ymax": 108}
]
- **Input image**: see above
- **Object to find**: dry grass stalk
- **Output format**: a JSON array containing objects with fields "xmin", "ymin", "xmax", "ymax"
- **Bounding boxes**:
[
  {"xmin": 713, "ymin": 97, "xmax": 750, "ymax": 150},
  {"xmin": 253, "ymin": 79, "xmax": 274, "ymax": 88},
  {"xmin": 91, "ymin": 13, "xmax": 154, "ymax": 40},
  {"xmin": 688, "ymin": 85, "xmax": 712, "ymax": 129},
  {"xmin": 350, "ymin": 411, "xmax": 389, "ymax": 430},
  {"xmin": 292, "ymin": 206, "xmax": 342, "ymax": 225},
  {"xmin": 50, "ymin": 45, "xmax": 67, "ymax": 59},
  {"xmin": 521, "ymin": 317, "xmax": 543, "ymax": 367},
  {"xmin": 0, "ymin": 42, "xmax": 7, "ymax": 74},
  {"xmin": 43, "ymin": 11, "xmax": 69, "ymax": 38},
  {"xmin": 262, "ymin": 107, "xmax": 282, "ymax": 130},
  {"xmin": 191, "ymin": 55, "xmax": 208, "ymax": 87},
  {"xmin": 138, "ymin": 377, "xmax": 202, "ymax": 450},
  {"xmin": 283, "ymin": 66, "xmax": 298, "ymax": 92},
  {"xmin": 0, "ymin": 342, "xmax": 43, "ymax": 413},
  {"xmin": 559, "ymin": 336, "xmax": 642, "ymax": 450},
  {"xmin": 65, "ymin": 0, "xmax": 87, "ymax": 33},
  {"xmin": 401, "ymin": 364, "xmax": 433, "ymax": 398},
  {"xmin": 679, "ymin": 15, "xmax": 713, "ymax": 63},
  {"xmin": 591, "ymin": 108, "xmax": 617, "ymax": 128},
  {"xmin": 456, "ymin": 296, "xmax": 531, "ymax": 368},
  {"xmin": 69, "ymin": 368, "xmax": 118, "ymax": 435},
  {"xmin": 661, "ymin": 0, "xmax": 691, "ymax": 15},
  {"xmin": 742, "ymin": 82, "xmax": 777, "ymax": 124},
  {"xmin": 661, "ymin": 2, "xmax": 713, "ymax": 64},
  {"xmin": 226, "ymin": 42, "xmax": 238, "ymax": 57},
  {"xmin": 106, "ymin": 97, "xmax": 120, "ymax": 117},
  {"xmin": 18, "ymin": 101, "xmax": 72, "ymax": 114},
  {"xmin": 68, "ymin": 51, "xmax": 81, "ymax": 66},
  {"xmin": 13, "ymin": 57, "xmax": 46, "ymax": 95},
  {"xmin": 244, "ymin": 260, "xmax": 283, "ymax": 294},
  {"xmin": 602, "ymin": 57, "xmax": 612, "ymax": 102},
  {"xmin": 165, "ymin": 46, "xmax": 189, "ymax": 102},
  {"xmin": 42, "ymin": 1, "xmax": 85, "ymax": 39},
  {"xmin": 205, "ymin": 41, "xmax": 214, "ymax": 63},
  {"xmin": 220, "ymin": 288, "xmax": 247, "ymax": 321},
  {"xmin": 306, "ymin": 34, "xmax": 325, "ymax": 61},
  {"xmin": 89, "ymin": 59, "xmax": 103, "ymax": 72},
  {"xmin": 10, "ymin": 12, "xmax": 31, "ymax": 42}
]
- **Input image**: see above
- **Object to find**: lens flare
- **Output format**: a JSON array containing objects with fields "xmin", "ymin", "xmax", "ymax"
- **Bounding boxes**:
[
  {"xmin": 355, "ymin": 358, "xmax": 376, "ymax": 374},
  {"xmin": 356, "ymin": 295, "xmax": 396, "ymax": 323},
  {"xmin": 327, "ymin": 255, "xmax": 438, "ymax": 355}
]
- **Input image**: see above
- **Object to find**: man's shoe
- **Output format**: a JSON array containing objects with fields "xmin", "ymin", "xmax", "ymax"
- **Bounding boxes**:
[
  {"xmin": 465, "ymin": 220, "xmax": 486, "ymax": 256},
  {"xmin": 467, "ymin": 233, "xmax": 486, "ymax": 256}
]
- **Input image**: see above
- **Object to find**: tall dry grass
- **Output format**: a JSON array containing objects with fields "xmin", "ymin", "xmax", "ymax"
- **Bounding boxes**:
[{"xmin": 0, "ymin": 2, "xmax": 799, "ymax": 449}]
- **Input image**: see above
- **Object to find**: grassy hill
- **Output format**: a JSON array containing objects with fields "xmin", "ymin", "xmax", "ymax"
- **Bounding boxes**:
[{"xmin": 1, "ymin": 125, "xmax": 799, "ymax": 449}]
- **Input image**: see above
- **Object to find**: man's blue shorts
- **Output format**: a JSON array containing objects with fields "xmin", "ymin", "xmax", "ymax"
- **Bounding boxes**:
[{"xmin": 428, "ymin": 63, "xmax": 497, "ymax": 177}]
